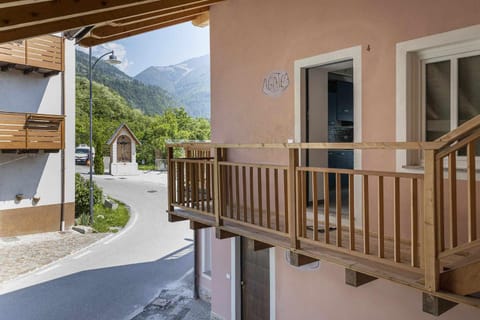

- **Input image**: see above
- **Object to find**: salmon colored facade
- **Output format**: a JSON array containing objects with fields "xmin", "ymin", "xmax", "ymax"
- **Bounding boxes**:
[{"xmin": 203, "ymin": 0, "xmax": 480, "ymax": 319}]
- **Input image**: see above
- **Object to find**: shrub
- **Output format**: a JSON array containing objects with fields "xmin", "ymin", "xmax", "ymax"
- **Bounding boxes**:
[
  {"xmin": 75, "ymin": 173, "xmax": 103, "ymax": 219},
  {"xmin": 94, "ymin": 141, "xmax": 104, "ymax": 175}
]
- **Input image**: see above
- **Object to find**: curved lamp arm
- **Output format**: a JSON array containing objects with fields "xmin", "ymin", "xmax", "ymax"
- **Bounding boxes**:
[{"xmin": 91, "ymin": 50, "xmax": 114, "ymax": 70}]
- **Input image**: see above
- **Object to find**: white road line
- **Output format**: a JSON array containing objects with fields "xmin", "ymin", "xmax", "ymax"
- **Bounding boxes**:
[
  {"xmin": 73, "ymin": 250, "xmax": 91, "ymax": 259},
  {"xmin": 35, "ymin": 264, "xmax": 60, "ymax": 275},
  {"xmin": 104, "ymin": 210, "xmax": 138, "ymax": 245}
]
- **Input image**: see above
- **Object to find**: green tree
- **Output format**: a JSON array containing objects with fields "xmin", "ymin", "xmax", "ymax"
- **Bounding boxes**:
[{"xmin": 94, "ymin": 140, "xmax": 104, "ymax": 174}]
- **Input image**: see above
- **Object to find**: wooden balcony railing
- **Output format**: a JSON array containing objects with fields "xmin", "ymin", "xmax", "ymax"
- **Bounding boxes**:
[
  {"xmin": 0, "ymin": 35, "xmax": 64, "ymax": 74},
  {"xmin": 166, "ymin": 115, "xmax": 480, "ymax": 310},
  {"xmin": 0, "ymin": 111, "xmax": 65, "ymax": 150}
]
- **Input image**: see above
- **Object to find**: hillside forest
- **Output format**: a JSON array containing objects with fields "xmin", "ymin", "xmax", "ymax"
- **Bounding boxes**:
[{"xmin": 75, "ymin": 76, "xmax": 210, "ymax": 165}]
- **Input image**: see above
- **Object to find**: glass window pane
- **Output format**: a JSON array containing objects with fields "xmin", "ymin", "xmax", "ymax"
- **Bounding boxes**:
[
  {"xmin": 426, "ymin": 61, "xmax": 451, "ymax": 141},
  {"xmin": 458, "ymin": 55, "xmax": 480, "ymax": 155}
]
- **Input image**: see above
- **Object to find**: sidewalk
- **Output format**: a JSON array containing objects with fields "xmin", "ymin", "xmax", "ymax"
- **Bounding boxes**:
[
  {"xmin": 132, "ymin": 271, "xmax": 211, "ymax": 320},
  {"xmin": 0, "ymin": 230, "xmax": 106, "ymax": 283}
]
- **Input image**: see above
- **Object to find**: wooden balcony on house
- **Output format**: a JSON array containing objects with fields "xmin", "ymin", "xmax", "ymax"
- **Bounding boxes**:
[
  {"xmin": 166, "ymin": 115, "xmax": 480, "ymax": 315},
  {"xmin": 0, "ymin": 35, "xmax": 64, "ymax": 76},
  {"xmin": 0, "ymin": 111, "xmax": 65, "ymax": 151}
]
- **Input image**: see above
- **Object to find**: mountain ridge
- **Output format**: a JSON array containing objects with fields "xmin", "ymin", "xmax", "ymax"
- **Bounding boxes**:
[{"xmin": 134, "ymin": 55, "xmax": 210, "ymax": 118}]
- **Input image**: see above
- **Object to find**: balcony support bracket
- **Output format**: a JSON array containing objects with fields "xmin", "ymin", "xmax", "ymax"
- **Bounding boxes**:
[
  {"xmin": 422, "ymin": 293, "xmax": 457, "ymax": 316},
  {"xmin": 216, "ymin": 228, "xmax": 236, "ymax": 240},
  {"xmin": 168, "ymin": 212, "xmax": 188, "ymax": 223},
  {"xmin": 345, "ymin": 269, "xmax": 377, "ymax": 287},
  {"xmin": 253, "ymin": 240, "xmax": 273, "ymax": 251},
  {"xmin": 288, "ymin": 251, "xmax": 318, "ymax": 267},
  {"xmin": 190, "ymin": 221, "xmax": 210, "ymax": 230}
]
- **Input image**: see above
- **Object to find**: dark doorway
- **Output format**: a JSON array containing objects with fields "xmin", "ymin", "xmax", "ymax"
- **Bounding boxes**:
[{"xmin": 241, "ymin": 237, "xmax": 270, "ymax": 320}]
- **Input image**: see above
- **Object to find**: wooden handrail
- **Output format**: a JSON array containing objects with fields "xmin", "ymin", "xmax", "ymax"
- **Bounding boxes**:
[{"xmin": 435, "ymin": 114, "xmax": 480, "ymax": 148}]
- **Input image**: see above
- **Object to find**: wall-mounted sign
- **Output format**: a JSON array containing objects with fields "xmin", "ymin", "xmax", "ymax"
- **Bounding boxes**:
[{"xmin": 263, "ymin": 70, "xmax": 289, "ymax": 97}]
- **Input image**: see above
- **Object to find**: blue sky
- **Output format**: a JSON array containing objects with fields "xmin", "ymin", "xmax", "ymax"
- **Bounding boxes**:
[{"xmin": 84, "ymin": 22, "xmax": 210, "ymax": 77}]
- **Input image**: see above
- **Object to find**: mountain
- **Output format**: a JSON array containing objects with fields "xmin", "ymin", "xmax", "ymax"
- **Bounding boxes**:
[
  {"xmin": 134, "ymin": 55, "xmax": 210, "ymax": 118},
  {"xmin": 76, "ymin": 49, "xmax": 179, "ymax": 115}
]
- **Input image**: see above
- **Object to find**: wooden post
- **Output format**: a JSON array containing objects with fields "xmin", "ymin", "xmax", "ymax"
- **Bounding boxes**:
[
  {"xmin": 423, "ymin": 149, "xmax": 439, "ymax": 292},
  {"xmin": 214, "ymin": 147, "xmax": 224, "ymax": 227},
  {"xmin": 288, "ymin": 148, "xmax": 299, "ymax": 249},
  {"xmin": 167, "ymin": 146, "xmax": 174, "ymax": 213}
]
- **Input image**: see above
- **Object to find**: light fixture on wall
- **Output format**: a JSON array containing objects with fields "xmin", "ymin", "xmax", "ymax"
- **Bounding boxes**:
[{"xmin": 88, "ymin": 48, "xmax": 121, "ymax": 224}]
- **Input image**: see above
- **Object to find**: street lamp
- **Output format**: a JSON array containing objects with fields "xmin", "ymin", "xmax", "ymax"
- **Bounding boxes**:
[{"xmin": 88, "ymin": 47, "xmax": 121, "ymax": 224}]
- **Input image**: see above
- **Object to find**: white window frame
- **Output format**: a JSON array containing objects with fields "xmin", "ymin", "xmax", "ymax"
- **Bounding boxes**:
[
  {"xmin": 201, "ymin": 228, "xmax": 212, "ymax": 279},
  {"xmin": 396, "ymin": 24, "xmax": 480, "ymax": 173}
]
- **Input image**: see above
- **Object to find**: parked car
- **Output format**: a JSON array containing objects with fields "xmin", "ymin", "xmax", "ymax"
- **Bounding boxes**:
[{"xmin": 75, "ymin": 144, "xmax": 95, "ymax": 165}]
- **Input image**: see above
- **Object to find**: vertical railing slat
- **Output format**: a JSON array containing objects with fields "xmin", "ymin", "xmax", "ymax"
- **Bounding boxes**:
[
  {"xmin": 436, "ymin": 158, "xmax": 445, "ymax": 252},
  {"xmin": 336, "ymin": 173, "xmax": 342, "ymax": 247},
  {"xmin": 235, "ymin": 166, "xmax": 240, "ymax": 220},
  {"xmin": 411, "ymin": 178, "xmax": 418, "ymax": 267},
  {"xmin": 377, "ymin": 176, "xmax": 384, "ymax": 258},
  {"xmin": 284, "ymin": 169, "xmax": 289, "ymax": 234},
  {"xmin": 250, "ymin": 166, "xmax": 255, "ymax": 224},
  {"xmin": 258, "ymin": 167, "xmax": 263, "ymax": 227},
  {"xmin": 312, "ymin": 172, "xmax": 318, "ymax": 241},
  {"xmin": 394, "ymin": 177, "xmax": 401, "ymax": 263},
  {"xmin": 349, "ymin": 174, "xmax": 355, "ymax": 251},
  {"xmin": 243, "ymin": 166, "xmax": 247, "ymax": 222},
  {"xmin": 467, "ymin": 142, "xmax": 477, "ymax": 242},
  {"xmin": 363, "ymin": 175, "xmax": 370, "ymax": 254},
  {"xmin": 206, "ymin": 162, "xmax": 211, "ymax": 213},
  {"xmin": 266, "ymin": 168, "xmax": 271, "ymax": 229},
  {"xmin": 274, "ymin": 169, "xmax": 280, "ymax": 231},
  {"xmin": 324, "ymin": 172, "xmax": 330, "ymax": 244},
  {"xmin": 288, "ymin": 149, "xmax": 299, "ymax": 248},
  {"xmin": 448, "ymin": 153, "xmax": 457, "ymax": 248}
]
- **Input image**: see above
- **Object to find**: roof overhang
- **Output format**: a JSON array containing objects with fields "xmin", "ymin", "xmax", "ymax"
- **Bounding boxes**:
[{"xmin": 0, "ymin": 0, "xmax": 224, "ymax": 46}]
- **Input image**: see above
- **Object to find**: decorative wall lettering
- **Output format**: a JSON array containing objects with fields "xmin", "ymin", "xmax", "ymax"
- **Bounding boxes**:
[{"xmin": 263, "ymin": 70, "xmax": 289, "ymax": 97}]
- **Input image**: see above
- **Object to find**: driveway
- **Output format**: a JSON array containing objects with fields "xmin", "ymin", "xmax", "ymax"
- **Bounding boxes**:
[{"xmin": 0, "ymin": 170, "xmax": 193, "ymax": 320}]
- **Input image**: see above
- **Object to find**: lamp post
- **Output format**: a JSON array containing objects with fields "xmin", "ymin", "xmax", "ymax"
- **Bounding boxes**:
[{"xmin": 88, "ymin": 47, "xmax": 121, "ymax": 224}]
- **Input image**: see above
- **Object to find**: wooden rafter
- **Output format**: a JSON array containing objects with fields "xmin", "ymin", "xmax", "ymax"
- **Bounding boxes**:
[
  {"xmin": 0, "ymin": 0, "xmax": 224, "ymax": 44},
  {"xmin": 89, "ymin": 8, "xmax": 208, "ymax": 38},
  {"xmin": 79, "ymin": 16, "xmax": 197, "ymax": 47}
]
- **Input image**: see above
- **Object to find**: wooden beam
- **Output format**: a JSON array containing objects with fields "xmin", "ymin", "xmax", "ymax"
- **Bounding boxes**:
[
  {"xmin": 87, "ymin": 7, "xmax": 208, "ymax": 38},
  {"xmin": 168, "ymin": 212, "xmax": 188, "ymax": 223},
  {"xmin": 192, "ymin": 11, "xmax": 209, "ymax": 27},
  {"xmin": 440, "ymin": 260, "xmax": 480, "ymax": 296},
  {"xmin": 79, "ymin": 16, "xmax": 196, "ymax": 46},
  {"xmin": 190, "ymin": 220, "xmax": 210, "ymax": 230},
  {"xmin": 288, "ymin": 251, "xmax": 318, "ymax": 267},
  {"xmin": 345, "ymin": 269, "xmax": 377, "ymax": 287},
  {"xmin": 0, "ymin": 0, "xmax": 224, "ymax": 44},
  {"xmin": 215, "ymin": 228, "xmax": 236, "ymax": 240},
  {"xmin": 422, "ymin": 293, "xmax": 457, "ymax": 316},
  {"xmin": 252, "ymin": 240, "xmax": 273, "ymax": 251}
]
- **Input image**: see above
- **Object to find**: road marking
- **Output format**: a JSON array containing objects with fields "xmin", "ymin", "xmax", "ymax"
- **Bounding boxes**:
[
  {"xmin": 36, "ymin": 264, "xmax": 60, "ymax": 275},
  {"xmin": 103, "ymin": 210, "xmax": 138, "ymax": 245},
  {"xmin": 73, "ymin": 250, "xmax": 91, "ymax": 259}
]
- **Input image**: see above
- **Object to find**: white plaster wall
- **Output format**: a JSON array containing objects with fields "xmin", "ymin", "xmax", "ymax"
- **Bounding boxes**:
[{"xmin": 0, "ymin": 39, "xmax": 75, "ymax": 209}]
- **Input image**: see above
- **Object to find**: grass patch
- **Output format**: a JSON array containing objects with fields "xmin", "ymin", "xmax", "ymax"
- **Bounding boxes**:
[
  {"xmin": 138, "ymin": 164, "xmax": 156, "ymax": 171},
  {"xmin": 92, "ymin": 201, "xmax": 130, "ymax": 233}
]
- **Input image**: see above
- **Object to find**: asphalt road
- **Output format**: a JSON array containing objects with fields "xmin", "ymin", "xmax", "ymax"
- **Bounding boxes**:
[{"xmin": 0, "ymin": 168, "xmax": 193, "ymax": 320}]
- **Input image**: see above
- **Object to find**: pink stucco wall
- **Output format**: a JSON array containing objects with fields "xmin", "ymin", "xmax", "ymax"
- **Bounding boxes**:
[
  {"xmin": 208, "ymin": 0, "xmax": 480, "ymax": 318},
  {"xmin": 275, "ymin": 248, "xmax": 479, "ymax": 319}
]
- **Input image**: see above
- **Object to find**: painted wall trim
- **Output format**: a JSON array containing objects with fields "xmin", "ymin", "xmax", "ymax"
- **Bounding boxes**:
[
  {"xmin": 269, "ymin": 247, "xmax": 276, "ymax": 320},
  {"xmin": 231, "ymin": 237, "xmax": 240, "ymax": 320}
]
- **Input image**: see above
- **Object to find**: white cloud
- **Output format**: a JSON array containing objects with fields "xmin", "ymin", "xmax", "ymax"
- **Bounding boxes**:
[{"xmin": 77, "ymin": 42, "xmax": 132, "ymax": 73}]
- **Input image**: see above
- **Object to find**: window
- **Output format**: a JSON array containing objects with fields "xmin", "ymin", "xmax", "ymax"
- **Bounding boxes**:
[
  {"xmin": 422, "ymin": 52, "xmax": 480, "ymax": 149},
  {"xmin": 396, "ymin": 25, "xmax": 480, "ymax": 170}
]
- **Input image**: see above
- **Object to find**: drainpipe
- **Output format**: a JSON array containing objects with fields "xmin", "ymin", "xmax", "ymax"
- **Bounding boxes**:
[
  {"xmin": 194, "ymin": 229, "xmax": 200, "ymax": 299},
  {"xmin": 59, "ymin": 38, "xmax": 66, "ymax": 231}
]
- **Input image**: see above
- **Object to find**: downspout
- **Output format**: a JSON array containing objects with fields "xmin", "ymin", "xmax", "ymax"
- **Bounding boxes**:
[
  {"xmin": 60, "ymin": 38, "xmax": 66, "ymax": 231},
  {"xmin": 194, "ymin": 229, "xmax": 200, "ymax": 299}
]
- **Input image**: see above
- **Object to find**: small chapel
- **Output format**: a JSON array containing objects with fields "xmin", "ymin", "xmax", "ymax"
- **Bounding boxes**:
[{"xmin": 107, "ymin": 123, "xmax": 141, "ymax": 176}]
